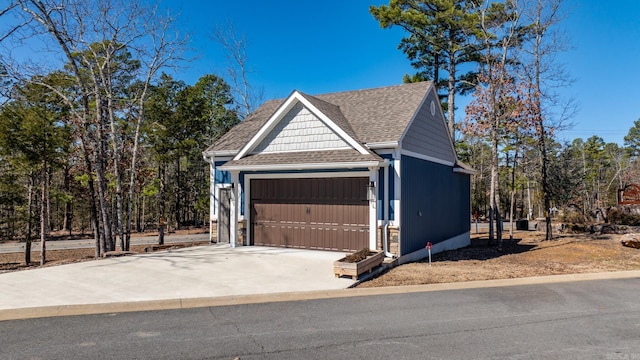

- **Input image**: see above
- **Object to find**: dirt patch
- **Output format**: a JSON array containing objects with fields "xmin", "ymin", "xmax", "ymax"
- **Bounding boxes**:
[
  {"xmin": 344, "ymin": 248, "xmax": 372, "ymax": 263},
  {"xmin": 358, "ymin": 230, "xmax": 640, "ymax": 288}
]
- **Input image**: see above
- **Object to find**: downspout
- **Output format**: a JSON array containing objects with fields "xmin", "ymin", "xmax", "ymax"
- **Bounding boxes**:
[
  {"xmin": 202, "ymin": 153, "xmax": 215, "ymax": 244},
  {"xmin": 382, "ymin": 159, "xmax": 395, "ymax": 258}
]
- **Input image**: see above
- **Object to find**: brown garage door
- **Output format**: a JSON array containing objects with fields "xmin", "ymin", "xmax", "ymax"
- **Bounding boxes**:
[{"xmin": 250, "ymin": 177, "xmax": 369, "ymax": 251}]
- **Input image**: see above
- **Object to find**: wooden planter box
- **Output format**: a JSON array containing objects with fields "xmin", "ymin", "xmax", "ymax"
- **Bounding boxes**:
[{"xmin": 334, "ymin": 251, "xmax": 384, "ymax": 280}]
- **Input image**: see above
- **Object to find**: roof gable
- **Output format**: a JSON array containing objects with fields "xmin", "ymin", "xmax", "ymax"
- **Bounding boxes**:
[
  {"xmin": 205, "ymin": 82, "xmax": 436, "ymax": 155},
  {"xmin": 252, "ymin": 102, "xmax": 351, "ymax": 154},
  {"xmin": 233, "ymin": 91, "xmax": 370, "ymax": 160},
  {"xmin": 399, "ymin": 85, "xmax": 457, "ymax": 165}
]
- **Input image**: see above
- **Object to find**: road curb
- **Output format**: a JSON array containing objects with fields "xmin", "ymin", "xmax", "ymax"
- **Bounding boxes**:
[{"xmin": 2, "ymin": 269, "xmax": 639, "ymax": 322}]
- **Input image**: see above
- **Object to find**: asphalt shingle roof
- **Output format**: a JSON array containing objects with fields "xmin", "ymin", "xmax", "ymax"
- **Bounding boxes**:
[{"xmin": 205, "ymin": 81, "xmax": 432, "ymax": 154}]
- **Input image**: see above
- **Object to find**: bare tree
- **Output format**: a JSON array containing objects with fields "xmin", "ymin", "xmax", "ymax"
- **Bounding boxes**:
[
  {"xmin": 5, "ymin": 0, "xmax": 187, "ymax": 255},
  {"xmin": 211, "ymin": 24, "xmax": 263, "ymax": 118},
  {"xmin": 518, "ymin": 0, "xmax": 575, "ymax": 240},
  {"xmin": 468, "ymin": 0, "xmax": 524, "ymax": 247}
]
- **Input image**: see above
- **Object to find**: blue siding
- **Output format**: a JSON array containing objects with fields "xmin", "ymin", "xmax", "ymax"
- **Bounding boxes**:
[
  {"xmin": 377, "ymin": 154, "xmax": 395, "ymax": 221},
  {"xmin": 239, "ymin": 172, "xmax": 245, "ymax": 216},
  {"xmin": 400, "ymin": 155, "xmax": 471, "ymax": 255},
  {"xmin": 214, "ymin": 161, "xmax": 231, "ymax": 184},
  {"xmin": 213, "ymin": 161, "xmax": 242, "ymax": 215}
]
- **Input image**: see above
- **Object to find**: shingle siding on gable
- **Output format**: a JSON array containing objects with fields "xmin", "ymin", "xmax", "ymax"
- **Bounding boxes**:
[
  {"xmin": 401, "ymin": 90, "xmax": 456, "ymax": 163},
  {"xmin": 253, "ymin": 103, "xmax": 350, "ymax": 154}
]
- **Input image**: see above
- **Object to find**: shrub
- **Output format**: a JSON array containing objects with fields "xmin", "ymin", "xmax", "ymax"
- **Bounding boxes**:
[
  {"xmin": 608, "ymin": 209, "xmax": 640, "ymax": 226},
  {"xmin": 558, "ymin": 209, "xmax": 586, "ymax": 224}
]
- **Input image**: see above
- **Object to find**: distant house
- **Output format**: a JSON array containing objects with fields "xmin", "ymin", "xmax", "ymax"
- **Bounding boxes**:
[{"xmin": 202, "ymin": 82, "xmax": 474, "ymax": 263}]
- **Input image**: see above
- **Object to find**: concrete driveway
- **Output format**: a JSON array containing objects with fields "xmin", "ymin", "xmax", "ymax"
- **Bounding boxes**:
[{"xmin": 0, "ymin": 245, "xmax": 354, "ymax": 313}]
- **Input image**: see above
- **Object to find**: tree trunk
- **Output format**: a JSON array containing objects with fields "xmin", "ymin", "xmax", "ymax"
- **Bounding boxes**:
[
  {"xmin": 95, "ymin": 106, "xmax": 114, "ymax": 251},
  {"xmin": 509, "ymin": 150, "xmax": 517, "ymax": 242},
  {"xmin": 25, "ymin": 172, "xmax": 34, "ymax": 266},
  {"xmin": 158, "ymin": 164, "xmax": 165, "ymax": 245},
  {"xmin": 447, "ymin": 43, "xmax": 456, "ymax": 141},
  {"xmin": 62, "ymin": 164, "xmax": 72, "ymax": 233},
  {"xmin": 490, "ymin": 127, "xmax": 502, "ymax": 247},
  {"xmin": 125, "ymin": 86, "xmax": 151, "ymax": 251},
  {"xmin": 135, "ymin": 193, "xmax": 142, "ymax": 233},
  {"xmin": 532, "ymin": 2, "xmax": 553, "ymax": 241},
  {"xmin": 107, "ymin": 94, "xmax": 126, "ymax": 252},
  {"xmin": 40, "ymin": 162, "xmax": 49, "ymax": 265},
  {"xmin": 541, "ymin": 132, "xmax": 552, "ymax": 240},
  {"xmin": 81, "ymin": 138, "xmax": 103, "ymax": 258},
  {"xmin": 175, "ymin": 157, "xmax": 181, "ymax": 230}
]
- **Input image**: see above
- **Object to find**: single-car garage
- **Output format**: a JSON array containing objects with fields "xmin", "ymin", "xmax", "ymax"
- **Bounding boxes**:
[{"xmin": 250, "ymin": 177, "xmax": 369, "ymax": 251}]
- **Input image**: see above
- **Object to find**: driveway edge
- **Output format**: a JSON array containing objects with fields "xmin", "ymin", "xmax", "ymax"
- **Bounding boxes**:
[{"xmin": 2, "ymin": 269, "xmax": 639, "ymax": 321}]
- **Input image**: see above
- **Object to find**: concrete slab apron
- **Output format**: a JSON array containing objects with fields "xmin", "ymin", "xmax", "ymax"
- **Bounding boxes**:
[{"xmin": 0, "ymin": 245, "xmax": 354, "ymax": 311}]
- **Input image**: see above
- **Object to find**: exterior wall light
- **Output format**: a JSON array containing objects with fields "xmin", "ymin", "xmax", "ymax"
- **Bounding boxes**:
[{"xmin": 367, "ymin": 181, "xmax": 376, "ymax": 201}]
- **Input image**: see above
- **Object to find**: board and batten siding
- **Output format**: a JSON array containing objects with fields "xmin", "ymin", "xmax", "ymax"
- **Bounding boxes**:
[
  {"xmin": 401, "ymin": 90, "xmax": 455, "ymax": 163},
  {"xmin": 253, "ymin": 102, "xmax": 350, "ymax": 153},
  {"xmin": 400, "ymin": 155, "xmax": 470, "ymax": 256}
]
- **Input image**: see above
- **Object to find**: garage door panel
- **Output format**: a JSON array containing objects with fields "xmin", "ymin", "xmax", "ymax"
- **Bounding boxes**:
[{"xmin": 251, "ymin": 177, "xmax": 369, "ymax": 251}]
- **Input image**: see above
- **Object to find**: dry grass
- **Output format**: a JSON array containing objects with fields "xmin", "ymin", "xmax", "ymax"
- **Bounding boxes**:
[{"xmin": 358, "ymin": 230, "xmax": 640, "ymax": 288}]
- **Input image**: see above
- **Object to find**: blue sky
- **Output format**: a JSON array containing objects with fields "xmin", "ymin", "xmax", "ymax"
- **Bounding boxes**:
[
  {"xmin": 164, "ymin": 0, "xmax": 640, "ymax": 146},
  {"xmin": 4, "ymin": 0, "xmax": 636, "ymax": 145}
]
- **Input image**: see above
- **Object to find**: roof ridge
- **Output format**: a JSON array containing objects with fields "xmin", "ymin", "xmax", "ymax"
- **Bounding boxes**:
[{"xmin": 309, "ymin": 81, "xmax": 432, "ymax": 98}]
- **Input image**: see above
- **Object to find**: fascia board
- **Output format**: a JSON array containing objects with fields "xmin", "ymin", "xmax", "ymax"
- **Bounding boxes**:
[
  {"xmin": 453, "ymin": 167, "xmax": 478, "ymax": 175},
  {"xmin": 218, "ymin": 161, "xmax": 384, "ymax": 172},
  {"xmin": 203, "ymin": 149, "xmax": 238, "ymax": 158},
  {"xmin": 366, "ymin": 141, "xmax": 399, "ymax": 150}
]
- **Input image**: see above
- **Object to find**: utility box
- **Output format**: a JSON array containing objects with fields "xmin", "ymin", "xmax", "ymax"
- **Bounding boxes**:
[{"xmin": 515, "ymin": 219, "xmax": 528, "ymax": 230}]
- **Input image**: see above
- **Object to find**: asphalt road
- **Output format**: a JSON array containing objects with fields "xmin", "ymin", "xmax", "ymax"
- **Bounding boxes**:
[
  {"xmin": 0, "ymin": 233, "xmax": 210, "ymax": 254},
  {"xmin": 2, "ymin": 278, "xmax": 639, "ymax": 359}
]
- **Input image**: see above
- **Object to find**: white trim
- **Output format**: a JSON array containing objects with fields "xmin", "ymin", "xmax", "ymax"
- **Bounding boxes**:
[
  {"xmin": 213, "ymin": 156, "xmax": 234, "ymax": 162},
  {"xmin": 245, "ymin": 171, "xmax": 369, "ymax": 180},
  {"xmin": 252, "ymin": 146, "xmax": 351, "ymax": 155},
  {"xmin": 369, "ymin": 168, "xmax": 379, "ymax": 250},
  {"xmin": 203, "ymin": 149, "xmax": 237, "ymax": 158},
  {"xmin": 229, "ymin": 171, "xmax": 240, "ymax": 248},
  {"xmin": 366, "ymin": 141, "xmax": 399, "ymax": 149},
  {"xmin": 398, "ymin": 232, "xmax": 470, "ymax": 264},
  {"xmin": 384, "ymin": 160, "xmax": 389, "ymax": 225},
  {"xmin": 235, "ymin": 94, "xmax": 299, "ymax": 160},
  {"xmin": 371, "ymin": 149, "xmax": 395, "ymax": 155},
  {"xmin": 244, "ymin": 171, "xmax": 371, "ymax": 249},
  {"xmin": 454, "ymin": 166, "xmax": 477, "ymax": 175},
  {"xmin": 393, "ymin": 156, "xmax": 401, "ymax": 252},
  {"xmin": 208, "ymin": 160, "xmax": 215, "ymax": 242},
  {"xmin": 400, "ymin": 149, "xmax": 456, "ymax": 167},
  {"xmin": 235, "ymin": 91, "xmax": 370, "ymax": 160},
  {"xmin": 219, "ymin": 160, "xmax": 383, "ymax": 172}
]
